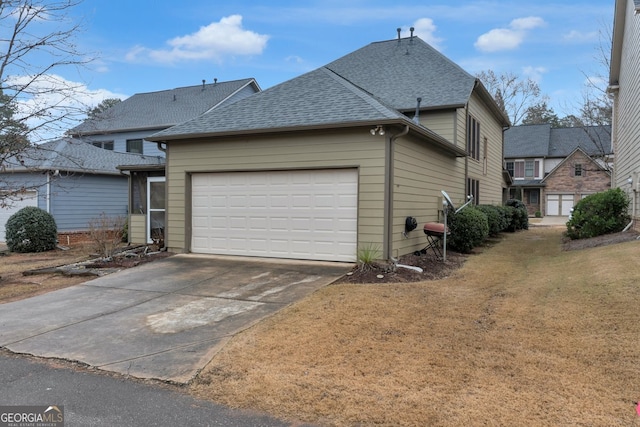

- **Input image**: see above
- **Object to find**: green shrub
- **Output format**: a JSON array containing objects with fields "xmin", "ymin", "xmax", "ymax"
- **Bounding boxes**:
[
  {"xmin": 5, "ymin": 206, "xmax": 57, "ymax": 253},
  {"xmin": 505, "ymin": 199, "xmax": 529, "ymax": 232},
  {"xmin": 477, "ymin": 204, "xmax": 506, "ymax": 236},
  {"xmin": 566, "ymin": 188, "xmax": 630, "ymax": 240},
  {"xmin": 446, "ymin": 207, "xmax": 489, "ymax": 253},
  {"xmin": 357, "ymin": 243, "xmax": 381, "ymax": 271}
]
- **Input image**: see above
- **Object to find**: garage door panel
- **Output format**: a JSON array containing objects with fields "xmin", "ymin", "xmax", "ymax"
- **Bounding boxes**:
[
  {"xmin": 0, "ymin": 191, "xmax": 38, "ymax": 241},
  {"xmin": 192, "ymin": 169, "xmax": 358, "ymax": 262}
]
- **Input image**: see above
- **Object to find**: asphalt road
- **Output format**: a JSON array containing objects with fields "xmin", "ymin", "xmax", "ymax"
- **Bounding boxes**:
[{"xmin": 0, "ymin": 350, "xmax": 311, "ymax": 427}]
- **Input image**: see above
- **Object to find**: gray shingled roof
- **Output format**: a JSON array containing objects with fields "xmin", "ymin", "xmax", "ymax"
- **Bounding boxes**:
[
  {"xmin": 71, "ymin": 78, "xmax": 258, "ymax": 135},
  {"xmin": 504, "ymin": 124, "xmax": 551, "ymax": 158},
  {"xmin": 4, "ymin": 139, "xmax": 164, "ymax": 175},
  {"xmin": 325, "ymin": 37, "xmax": 476, "ymax": 111},
  {"xmin": 549, "ymin": 126, "xmax": 612, "ymax": 157},
  {"xmin": 150, "ymin": 36, "xmax": 491, "ymax": 141},
  {"xmin": 150, "ymin": 67, "xmax": 409, "ymax": 139},
  {"xmin": 505, "ymin": 124, "xmax": 612, "ymax": 158}
]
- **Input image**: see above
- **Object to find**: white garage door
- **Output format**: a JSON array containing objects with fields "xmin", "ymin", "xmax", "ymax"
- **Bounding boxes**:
[
  {"xmin": 0, "ymin": 191, "xmax": 38, "ymax": 241},
  {"xmin": 191, "ymin": 169, "xmax": 358, "ymax": 262},
  {"xmin": 546, "ymin": 194, "xmax": 574, "ymax": 216}
]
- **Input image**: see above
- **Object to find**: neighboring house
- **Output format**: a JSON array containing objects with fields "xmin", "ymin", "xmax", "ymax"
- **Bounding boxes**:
[
  {"xmin": 504, "ymin": 124, "xmax": 612, "ymax": 217},
  {"xmin": 609, "ymin": 0, "xmax": 640, "ymax": 222},
  {"xmin": 145, "ymin": 33, "xmax": 510, "ymax": 262},
  {"xmin": 69, "ymin": 78, "xmax": 261, "ymax": 244},
  {"xmin": 69, "ymin": 78, "xmax": 261, "ymax": 156},
  {"xmin": 0, "ymin": 138, "xmax": 164, "ymax": 242}
]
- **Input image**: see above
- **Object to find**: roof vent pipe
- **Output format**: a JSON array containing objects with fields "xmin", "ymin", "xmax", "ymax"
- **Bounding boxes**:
[
  {"xmin": 410, "ymin": 27, "xmax": 415, "ymax": 43},
  {"xmin": 213, "ymin": 78, "xmax": 218, "ymax": 85},
  {"xmin": 413, "ymin": 97, "xmax": 422, "ymax": 124},
  {"xmin": 397, "ymin": 27, "xmax": 402, "ymax": 43},
  {"xmin": 202, "ymin": 79, "xmax": 206, "ymax": 90}
]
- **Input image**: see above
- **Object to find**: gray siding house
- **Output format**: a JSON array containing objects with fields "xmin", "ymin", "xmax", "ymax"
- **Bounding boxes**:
[
  {"xmin": 67, "ymin": 78, "xmax": 261, "ymax": 244},
  {"xmin": 610, "ymin": 0, "xmax": 640, "ymax": 222},
  {"xmin": 147, "ymin": 34, "xmax": 509, "ymax": 262},
  {"xmin": 0, "ymin": 139, "xmax": 163, "ymax": 241},
  {"xmin": 505, "ymin": 124, "xmax": 612, "ymax": 217},
  {"xmin": 70, "ymin": 78, "xmax": 261, "ymax": 157}
]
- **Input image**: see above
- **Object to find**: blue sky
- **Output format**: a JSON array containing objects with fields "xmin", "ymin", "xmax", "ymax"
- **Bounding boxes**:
[{"xmin": 45, "ymin": 1, "xmax": 616, "ymax": 124}]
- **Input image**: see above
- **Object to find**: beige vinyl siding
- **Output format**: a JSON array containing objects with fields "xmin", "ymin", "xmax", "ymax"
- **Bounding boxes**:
[
  {"xmin": 419, "ymin": 110, "xmax": 457, "ymax": 143},
  {"xmin": 391, "ymin": 134, "xmax": 465, "ymax": 258},
  {"xmin": 128, "ymin": 214, "xmax": 146, "ymax": 244},
  {"xmin": 614, "ymin": 0, "xmax": 640, "ymax": 218},
  {"xmin": 465, "ymin": 91, "xmax": 505, "ymax": 205},
  {"xmin": 165, "ymin": 128, "xmax": 387, "ymax": 254}
]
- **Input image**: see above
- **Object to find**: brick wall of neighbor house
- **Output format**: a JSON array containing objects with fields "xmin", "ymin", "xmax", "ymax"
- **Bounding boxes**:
[
  {"xmin": 544, "ymin": 151, "xmax": 611, "ymax": 199},
  {"xmin": 57, "ymin": 231, "xmax": 92, "ymax": 246}
]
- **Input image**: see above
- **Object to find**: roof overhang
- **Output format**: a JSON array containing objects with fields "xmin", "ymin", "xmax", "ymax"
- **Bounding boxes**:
[
  {"xmin": 117, "ymin": 164, "xmax": 166, "ymax": 173},
  {"xmin": 147, "ymin": 118, "xmax": 468, "ymax": 157},
  {"xmin": 610, "ymin": 0, "xmax": 628, "ymax": 86}
]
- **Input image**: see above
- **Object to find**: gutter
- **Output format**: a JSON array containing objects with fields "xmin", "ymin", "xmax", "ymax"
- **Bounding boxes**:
[{"xmin": 383, "ymin": 125, "xmax": 409, "ymax": 260}]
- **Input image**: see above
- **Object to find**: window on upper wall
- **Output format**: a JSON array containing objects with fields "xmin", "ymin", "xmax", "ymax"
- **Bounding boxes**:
[
  {"xmin": 92, "ymin": 141, "xmax": 114, "ymax": 150},
  {"xmin": 506, "ymin": 161, "xmax": 514, "ymax": 177},
  {"xmin": 126, "ymin": 139, "xmax": 143, "ymax": 154},
  {"xmin": 507, "ymin": 159, "xmax": 540, "ymax": 179},
  {"xmin": 525, "ymin": 160, "xmax": 535, "ymax": 178},
  {"xmin": 574, "ymin": 164, "xmax": 583, "ymax": 177},
  {"xmin": 467, "ymin": 115, "xmax": 480, "ymax": 160}
]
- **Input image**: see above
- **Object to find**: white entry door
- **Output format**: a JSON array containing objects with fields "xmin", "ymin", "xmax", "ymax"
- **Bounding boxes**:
[{"xmin": 191, "ymin": 169, "xmax": 358, "ymax": 262}]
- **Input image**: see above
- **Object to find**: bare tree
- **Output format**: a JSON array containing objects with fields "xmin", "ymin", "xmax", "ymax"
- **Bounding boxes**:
[
  {"xmin": 0, "ymin": 0, "xmax": 92, "ymax": 205},
  {"xmin": 476, "ymin": 70, "xmax": 543, "ymax": 126}
]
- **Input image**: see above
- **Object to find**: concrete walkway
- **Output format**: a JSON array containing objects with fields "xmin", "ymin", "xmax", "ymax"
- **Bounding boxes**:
[
  {"xmin": 529, "ymin": 216, "xmax": 569, "ymax": 227},
  {"xmin": 0, "ymin": 254, "xmax": 351, "ymax": 383}
]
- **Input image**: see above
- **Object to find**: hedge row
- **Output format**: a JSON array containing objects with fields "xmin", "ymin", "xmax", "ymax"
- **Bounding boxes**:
[{"xmin": 446, "ymin": 199, "xmax": 528, "ymax": 253}]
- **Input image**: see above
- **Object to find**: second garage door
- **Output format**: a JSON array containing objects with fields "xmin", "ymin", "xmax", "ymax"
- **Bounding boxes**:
[
  {"xmin": 547, "ymin": 194, "xmax": 574, "ymax": 216},
  {"xmin": 191, "ymin": 169, "xmax": 358, "ymax": 262},
  {"xmin": 0, "ymin": 191, "xmax": 38, "ymax": 241}
]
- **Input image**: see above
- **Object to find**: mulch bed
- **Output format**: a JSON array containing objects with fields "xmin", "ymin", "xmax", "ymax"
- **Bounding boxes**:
[{"xmin": 337, "ymin": 249, "xmax": 468, "ymax": 284}]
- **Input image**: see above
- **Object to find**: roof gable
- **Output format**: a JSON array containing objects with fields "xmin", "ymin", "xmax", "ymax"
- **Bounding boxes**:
[
  {"xmin": 541, "ymin": 147, "xmax": 610, "ymax": 183},
  {"xmin": 325, "ymin": 37, "xmax": 476, "ymax": 111},
  {"xmin": 71, "ymin": 78, "xmax": 259, "ymax": 135}
]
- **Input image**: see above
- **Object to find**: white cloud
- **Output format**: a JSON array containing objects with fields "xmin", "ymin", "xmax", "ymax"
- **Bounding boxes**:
[
  {"xmin": 563, "ymin": 30, "xmax": 599, "ymax": 43},
  {"xmin": 127, "ymin": 15, "xmax": 269, "ymax": 64},
  {"xmin": 522, "ymin": 66, "xmax": 547, "ymax": 83},
  {"xmin": 7, "ymin": 74, "xmax": 128, "ymax": 142},
  {"xmin": 475, "ymin": 16, "xmax": 545, "ymax": 53},
  {"xmin": 411, "ymin": 18, "xmax": 443, "ymax": 50}
]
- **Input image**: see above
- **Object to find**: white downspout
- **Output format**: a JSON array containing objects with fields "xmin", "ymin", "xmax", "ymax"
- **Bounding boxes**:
[{"xmin": 46, "ymin": 172, "xmax": 51, "ymax": 213}]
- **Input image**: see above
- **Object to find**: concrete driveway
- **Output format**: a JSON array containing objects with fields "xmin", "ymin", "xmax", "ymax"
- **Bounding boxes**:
[{"xmin": 0, "ymin": 254, "xmax": 351, "ymax": 383}]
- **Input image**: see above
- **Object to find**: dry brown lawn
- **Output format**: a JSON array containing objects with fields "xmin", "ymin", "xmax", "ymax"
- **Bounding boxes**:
[
  {"xmin": 190, "ymin": 228, "xmax": 640, "ymax": 426},
  {"xmin": 0, "ymin": 245, "xmax": 93, "ymax": 303}
]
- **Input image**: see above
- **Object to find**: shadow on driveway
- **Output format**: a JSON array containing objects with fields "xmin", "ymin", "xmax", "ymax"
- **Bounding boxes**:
[{"xmin": 0, "ymin": 254, "xmax": 351, "ymax": 383}]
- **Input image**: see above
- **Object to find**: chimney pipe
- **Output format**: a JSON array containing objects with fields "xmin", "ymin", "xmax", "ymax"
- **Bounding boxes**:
[
  {"xmin": 397, "ymin": 28, "xmax": 401, "ymax": 42},
  {"xmin": 202, "ymin": 79, "xmax": 206, "ymax": 90},
  {"xmin": 413, "ymin": 97, "xmax": 422, "ymax": 124},
  {"xmin": 410, "ymin": 27, "xmax": 415, "ymax": 43}
]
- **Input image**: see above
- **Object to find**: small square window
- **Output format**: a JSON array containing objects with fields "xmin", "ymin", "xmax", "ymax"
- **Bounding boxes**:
[
  {"xmin": 92, "ymin": 141, "xmax": 114, "ymax": 150},
  {"xmin": 126, "ymin": 139, "xmax": 143, "ymax": 154}
]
